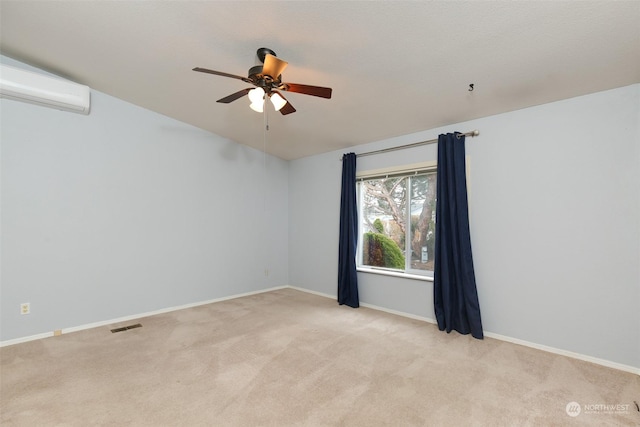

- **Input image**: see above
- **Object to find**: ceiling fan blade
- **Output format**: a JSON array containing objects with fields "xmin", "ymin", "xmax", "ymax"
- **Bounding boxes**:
[
  {"xmin": 193, "ymin": 67, "xmax": 253, "ymax": 84},
  {"xmin": 273, "ymin": 91, "xmax": 296, "ymax": 115},
  {"xmin": 279, "ymin": 102, "xmax": 296, "ymax": 115},
  {"xmin": 217, "ymin": 88, "xmax": 252, "ymax": 103},
  {"xmin": 282, "ymin": 83, "xmax": 332, "ymax": 99},
  {"xmin": 262, "ymin": 54, "xmax": 288, "ymax": 79}
]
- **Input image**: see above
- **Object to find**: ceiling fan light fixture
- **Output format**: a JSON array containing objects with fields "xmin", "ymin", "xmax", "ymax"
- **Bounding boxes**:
[
  {"xmin": 248, "ymin": 87, "xmax": 265, "ymax": 104},
  {"xmin": 248, "ymin": 87, "xmax": 265, "ymax": 112},
  {"xmin": 269, "ymin": 92, "xmax": 287, "ymax": 111},
  {"xmin": 249, "ymin": 101, "xmax": 264, "ymax": 113}
]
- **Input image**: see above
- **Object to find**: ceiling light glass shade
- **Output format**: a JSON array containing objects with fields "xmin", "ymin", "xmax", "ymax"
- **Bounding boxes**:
[
  {"xmin": 248, "ymin": 87, "xmax": 265, "ymax": 104},
  {"xmin": 269, "ymin": 92, "xmax": 287, "ymax": 111},
  {"xmin": 249, "ymin": 101, "xmax": 264, "ymax": 113}
]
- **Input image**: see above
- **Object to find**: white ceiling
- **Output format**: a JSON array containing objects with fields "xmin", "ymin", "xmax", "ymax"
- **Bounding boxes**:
[{"xmin": 1, "ymin": 1, "xmax": 639, "ymax": 160}]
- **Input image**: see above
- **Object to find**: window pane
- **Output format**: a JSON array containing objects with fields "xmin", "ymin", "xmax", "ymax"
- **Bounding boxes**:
[
  {"xmin": 360, "ymin": 177, "xmax": 406, "ymax": 270},
  {"xmin": 409, "ymin": 173, "xmax": 437, "ymax": 272}
]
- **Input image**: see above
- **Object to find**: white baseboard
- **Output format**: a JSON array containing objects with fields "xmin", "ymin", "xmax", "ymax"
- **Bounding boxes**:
[
  {"xmin": 288, "ymin": 286, "xmax": 640, "ymax": 376},
  {"xmin": 1, "ymin": 331, "xmax": 54, "ymax": 347},
  {"xmin": 482, "ymin": 331, "xmax": 640, "ymax": 376},
  {"xmin": 287, "ymin": 286, "xmax": 335, "ymax": 300},
  {"xmin": 3, "ymin": 285, "xmax": 638, "ymax": 376},
  {"xmin": 0, "ymin": 286, "xmax": 288, "ymax": 348},
  {"xmin": 288, "ymin": 285, "xmax": 437, "ymax": 323}
]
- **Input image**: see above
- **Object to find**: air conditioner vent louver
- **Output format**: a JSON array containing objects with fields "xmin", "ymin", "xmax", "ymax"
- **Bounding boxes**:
[{"xmin": 0, "ymin": 64, "xmax": 90, "ymax": 114}]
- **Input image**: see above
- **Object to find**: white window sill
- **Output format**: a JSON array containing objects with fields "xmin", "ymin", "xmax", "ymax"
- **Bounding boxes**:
[{"xmin": 356, "ymin": 267, "xmax": 434, "ymax": 282}]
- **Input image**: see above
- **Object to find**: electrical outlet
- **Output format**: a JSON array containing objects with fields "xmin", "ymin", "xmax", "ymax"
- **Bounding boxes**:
[{"xmin": 20, "ymin": 302, "xmax": 30, "ymax": 315}]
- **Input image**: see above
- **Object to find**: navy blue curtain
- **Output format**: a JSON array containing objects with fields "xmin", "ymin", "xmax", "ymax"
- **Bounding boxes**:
[
  {"xmin": 338, "ymin": 152, "xmax": 359, "ymax": 308},
  {"xmin": 434, "ymin": 133, "xmax": 483, "ymax": 339}
]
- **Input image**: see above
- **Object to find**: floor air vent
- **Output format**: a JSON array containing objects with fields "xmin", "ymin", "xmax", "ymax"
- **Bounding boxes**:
[{"xmin": 110, "ymin": 323, "xmax": 142, "ymax": 333}]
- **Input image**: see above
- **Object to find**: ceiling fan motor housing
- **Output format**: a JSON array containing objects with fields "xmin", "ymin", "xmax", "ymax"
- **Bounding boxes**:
[
  {"xmin": 248, "ymin": 65, "xmax": 263, "ymax": 79},
  {"xmin": 248, "ymin": 65, "xmax": 280, "ymax": 91}
]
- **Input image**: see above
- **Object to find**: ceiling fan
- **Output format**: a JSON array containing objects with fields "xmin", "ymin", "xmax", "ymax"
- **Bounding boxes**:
[{"xmin": 193, "ymin": 48, "xmax": 332, "ymax": 115}]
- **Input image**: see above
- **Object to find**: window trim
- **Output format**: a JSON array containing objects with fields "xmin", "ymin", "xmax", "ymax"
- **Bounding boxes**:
[
  {"xmin": 356, "ymin": 161, "xmax": 437, "ymax": 280},
  {"xmin": 356, "ymin": 266, "xmax": 434, "ymax": 282}
]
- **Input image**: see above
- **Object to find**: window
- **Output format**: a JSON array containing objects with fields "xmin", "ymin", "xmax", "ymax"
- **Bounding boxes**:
[{"xmin": 357, "ymin": 165, "xmax": 437, "ymax": 277}]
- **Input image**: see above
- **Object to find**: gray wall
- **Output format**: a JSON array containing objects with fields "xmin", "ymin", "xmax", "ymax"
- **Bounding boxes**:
[
  {"xmin": 1, "ymin": 57, "xmax": 289, "ymax": 341},
  {"xmin": 289, "ymin": 84, "xmax": 640, "ymax": 369}
]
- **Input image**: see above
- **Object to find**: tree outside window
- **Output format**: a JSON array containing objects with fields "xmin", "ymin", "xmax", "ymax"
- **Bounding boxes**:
[{"xmin": 358, "ymin": 170, "xmax": 436, "ymax": 275}]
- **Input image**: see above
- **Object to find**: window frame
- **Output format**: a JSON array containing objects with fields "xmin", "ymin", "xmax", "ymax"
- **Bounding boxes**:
[{"xmin": 356, "ymin": 161, "xmax": 437, "ymax": 281}]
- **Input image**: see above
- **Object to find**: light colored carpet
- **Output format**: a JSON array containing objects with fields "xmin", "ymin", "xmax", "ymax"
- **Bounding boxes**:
[{"xmin": 1, "ymin": 288, "xmax": 638, "ymax": 426}]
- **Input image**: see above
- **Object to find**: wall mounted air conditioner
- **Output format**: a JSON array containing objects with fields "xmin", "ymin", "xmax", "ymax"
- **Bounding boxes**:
[{"xmin": 0, "ymin": 64, "xmax": 90, "ymax": 114}]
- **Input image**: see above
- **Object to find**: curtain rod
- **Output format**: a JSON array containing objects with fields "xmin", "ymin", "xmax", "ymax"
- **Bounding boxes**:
[{"xmin": 341, "ymin": 130, "xmax": 479, "ymax": 160}]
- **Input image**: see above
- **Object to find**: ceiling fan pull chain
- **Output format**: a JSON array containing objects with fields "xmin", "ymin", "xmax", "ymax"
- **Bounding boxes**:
[
  {"xmin": 264, "ymin": 97, "xmax": 270, "ymax": 132},
  {"xmin": 262, "ymin": 96, "xmax": 269, "ymax": 279}
]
